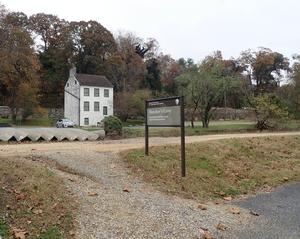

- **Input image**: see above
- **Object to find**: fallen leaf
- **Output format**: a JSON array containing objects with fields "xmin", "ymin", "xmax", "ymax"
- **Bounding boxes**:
[
  {"xmin": 13, "ymin": 228, "xmax": 27, "ymax": 239},
  {"xmin": 228, "ymin": 207, "xmax": 240, "ymax": 215},
  {"xmin": 16, "ymin": 193, "xmax": 26, "ymax": 201},
  {"xmin": 110, "ymin": 164, "xmax": 116, "ymax": 169},
  {"xmin": 200, "ymin": 230, "xmax": 214, "ymax": 239},
  {"xmin": 32, "ymin": 209, "xmax": 43, "ymax": 215},
  {"xmin": 199, "ymin": 226, "xmax": 208, "ymax": 231},
  {"xmin": 223, "ymin": 196, "xmax": 232, "ymax": 201},
  {"xmin": 123, "ymin": 187, "xmax": 130, "ymax": 193},
  {"xmin": 216, "ymin": 222, "xmax": 228, "ymax": 231},
  {"xmin": 219, "ymin": 191, "xmax": 225, "ymax": 196},
  {"xmin": 250, "ymin": 210, "xmax": 260, "ymax": 216},
  {"xmin": 283, "ymin": 177, "xmax": 289, "ymax": 182},
  {"xmin": 88, "ymin": 192, "xmax": 98, "ymax": 196},
  {"xmin": 198, "ymin": 204, "xmax": 208, "ymax": 210}
]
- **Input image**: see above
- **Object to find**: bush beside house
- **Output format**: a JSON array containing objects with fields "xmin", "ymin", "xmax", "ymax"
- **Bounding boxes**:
[{"xmin": 102, "ymin": 116, "xmax": 123, "ymax": 137}]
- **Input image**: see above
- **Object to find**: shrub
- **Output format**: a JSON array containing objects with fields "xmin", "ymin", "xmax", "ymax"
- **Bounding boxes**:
[
  {"xmin": 115, "ymin": 90, "xmax": 152, "ymax": 121},
  {"xmin": 102, "ymin": 116, "xmax": 122, "ymax": 137},
  {"xmin": 253, "ymin": 94, "xmax": 289, "ymax": 131}
]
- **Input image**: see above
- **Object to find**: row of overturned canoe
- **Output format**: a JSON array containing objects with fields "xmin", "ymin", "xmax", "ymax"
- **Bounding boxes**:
[{"xmin": 0, "ymin": 128, "xmax": 100, "ymax": 142}]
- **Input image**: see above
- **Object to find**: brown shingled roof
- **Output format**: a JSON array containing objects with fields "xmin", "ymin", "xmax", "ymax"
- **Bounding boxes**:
[{"xmin": 75, "ymin": 74, "xmax": 113, "ymax": 88}]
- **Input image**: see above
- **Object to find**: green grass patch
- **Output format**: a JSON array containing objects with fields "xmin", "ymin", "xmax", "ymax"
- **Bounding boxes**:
[
  {"xmin": 122, "ymin": 119, "xmax": 144, "ymax": 127},
  {"xmin": 39, "ymin": 226, "xmax": 62, "ymax": 239},
  {"xmin": 17, "ymin": 118, "xmax": 54, "ymax": 127},
  {"xmin": 123, "ymin": 120, "xmax": 300, "ymax": 138},
  {"xmin": 0, "ymin": 117, "xmax": 54, "ymax": 127},
  {"xmin": 123, "ymin": 121, "xmax": 257, "ymax": 138},
  {"xmin": 0, "ymin": 218, "xmax": 9, "ymax": 238},
  {"xmin": 122, "ymin": 136, "xmax": 300, "ymax": 201},
  {"xmin": 0, "ymin": 118, "xmax": 11, "ymax": 124}
]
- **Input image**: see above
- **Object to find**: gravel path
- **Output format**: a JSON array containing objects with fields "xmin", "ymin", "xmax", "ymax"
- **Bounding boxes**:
[
  {"xmin": 1, "ymin": 131, "xmax": 300, "ymax": 238},
  {"xmin": 40, "ymin": 150, "xmax": 250, "ymax": 239}
]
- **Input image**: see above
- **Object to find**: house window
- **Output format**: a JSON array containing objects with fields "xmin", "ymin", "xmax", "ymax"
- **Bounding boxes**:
[
  {"xmin": 104, "ymin": 89, "xmax": 109, "ymax": 97},
  {"xmin": 94, "ymin": 102, "xmax": 100, "ymax": 111},
  {"xmin": 84, "ymin": 101, "xmax": 90, "ymax": 111},
  {"xmin": 103, "ymin": 106, "xmax": 108, "ymax": 115},
  {"xmin": 94, "ymin": 88, "xmax": 100, "ymax": 97},
  {"xmin": 84, "ymin": 118, "xmax": 89, "ymax": 125},
  {"xmin": 84, "ymin": 88, "xmax": 89, "ymax": 96},
  {"xmin": 66, "ymin": 83, "xmax": 69, "ymax": 87},
  {"xmin": 74, "ymin": 80, "xmax": 77, "ymax": 84}
]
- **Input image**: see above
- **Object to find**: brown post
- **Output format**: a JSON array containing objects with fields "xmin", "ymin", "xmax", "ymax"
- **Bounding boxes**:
[
  {"xmin": 180, "ymin": 96, "xmax": 186, "ymax": 177},
  {"xmin": 145, "ymin": 100, "xmax": 149, "ymax": 156}
]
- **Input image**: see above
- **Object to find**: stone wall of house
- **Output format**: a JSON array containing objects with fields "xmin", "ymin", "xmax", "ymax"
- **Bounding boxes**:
[
  {"xmin": 211, "ymin": 107, "xmax": 256, "ymax": 120},
  {"xmin": 0, "ymin": 106, "xmax": 11, "ymax": 118},
  {"xmin": 185, "ymin": 107, "xmax": 256, "ymax": 121},
  {"xmin": 0, "ymin": 106, "xmax": 64, "ymax": 120}
]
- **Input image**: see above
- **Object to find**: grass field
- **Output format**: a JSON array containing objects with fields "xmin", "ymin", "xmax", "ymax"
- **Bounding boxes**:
[
  {"xmin": 123, "ymin": 120, "xmax": 256, "ymax": 138},
  {"xmin": 123, "ymin": 120, "xmax": 300, "ymax": 138},
  {"xmin": 0, "ymin": 117, "xmax": 54, "ymax": 127},
  {"xmin": 0, "ymin": 158, "xmax": 75, "ymax": 239},
  {"xmin": 122, "ymin": 136, "xmax": 300, "ymax": 201}
]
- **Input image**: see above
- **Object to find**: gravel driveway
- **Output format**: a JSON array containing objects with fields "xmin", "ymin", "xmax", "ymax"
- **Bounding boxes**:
[{"xmin": 1, "ymin": 131, "xmax": 300, "ymax": 238}]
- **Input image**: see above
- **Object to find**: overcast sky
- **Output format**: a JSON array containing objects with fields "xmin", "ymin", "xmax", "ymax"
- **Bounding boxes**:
[{"xmin": 2, "ymin": 0, "xmax": 299, "ymax": 61}]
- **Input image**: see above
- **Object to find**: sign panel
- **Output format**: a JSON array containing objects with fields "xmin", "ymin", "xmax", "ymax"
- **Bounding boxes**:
[
  {"xmin": 146, "ymin": 97, "xmax": 181, "ymax": 126},
  {"xmin": 145, "ymin": 96, "xmax": 186, "ymax": 177}
]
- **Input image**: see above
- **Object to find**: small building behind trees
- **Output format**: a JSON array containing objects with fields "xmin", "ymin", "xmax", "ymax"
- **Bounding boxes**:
[{"xmin": 64, "ymin": 67, "xmax": 114, "ymax": 126}]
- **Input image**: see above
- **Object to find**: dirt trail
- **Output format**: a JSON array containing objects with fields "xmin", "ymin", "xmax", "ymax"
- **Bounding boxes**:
[{"xmin": 1, "ymin": 131, "xmax": 299, "ymax": 156}]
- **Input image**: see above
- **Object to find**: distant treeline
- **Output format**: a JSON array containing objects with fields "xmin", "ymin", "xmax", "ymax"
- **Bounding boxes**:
[{"xmin": 0, "ymin": 3, "xmax": 299, "ymax": 124}]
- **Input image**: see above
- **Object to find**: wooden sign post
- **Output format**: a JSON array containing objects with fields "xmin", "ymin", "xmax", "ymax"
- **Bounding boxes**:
[{"xmin": 145, "ymin": 96, "xmax": 186, "ymax": 177}]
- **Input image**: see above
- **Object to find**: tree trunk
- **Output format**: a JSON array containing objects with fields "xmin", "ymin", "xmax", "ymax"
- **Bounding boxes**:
[
  {"xmin": 191, "ymin": 119, "xmax": 194, "ymax": 128},
  {"xmin": 190, "ymin": 107, "xmax": 197, "ymax": 128},
  {"xmin": 11, "ymin": 108, "xmax": 18, "ymax": 123},
  {"xmin": 201, "ymin": 106, "xmax": 211, "ymax": 128}
]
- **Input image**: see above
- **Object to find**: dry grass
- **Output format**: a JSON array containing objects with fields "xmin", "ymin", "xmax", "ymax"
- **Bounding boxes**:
[
  {"xmin": 0, "ymin": 158, "xmax": 75, "ymax": 239},
  {"xmin": 122, "ymin": 136, "xmax": 300, "ymax": 201}
]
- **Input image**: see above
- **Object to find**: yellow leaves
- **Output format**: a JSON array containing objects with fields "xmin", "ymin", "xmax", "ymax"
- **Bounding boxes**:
[
  {"xmin": 198, "ymin": 204, "xmax": 208, "ymax": 210},
  {"xmin": 12, "ymin": 228, "xmax": 27, "ymax": 239},
  {"xmin": 216, "ymin": 222, "xmax": 228, "ymax": 231},
  {"xmin": 223, "ymin": 196, "xmax": 232, "ymax": 201},
  {"xmin": 32, "ymin": 209, "xmax": 43, "ymax": 215},
  {"xmin": 88, "ymin": 192, "xmax": 98, "ymax": 196},
  {"xmin": 228, "ymin": 207, "xmax": 241, "ymax": 215}
]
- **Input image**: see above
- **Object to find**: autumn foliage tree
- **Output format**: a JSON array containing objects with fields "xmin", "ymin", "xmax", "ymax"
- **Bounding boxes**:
[
  {"xmin": 158, "ymin": 54, "xmax": 181, "ymax": 94},
  {"xmin": 29, "ymin": 13, "xmax": 72, "ymax": 107},
  {"xmin": 239, "ymin": 48, "xmax": 290, "ymax": 94},
  {"xmin": 115, "ymin": 89, "xmax": 151, "ymax": 121},
  {"xmin": 0, "ymin": 10, "xmax": 40, "ymax": 121},
  {"xmin": 0, "ymin": 2, "xmax": 299, "ymax": 125},
  {"xmin": 70, "ymin": 20, "xmax": 117, "ymax": 75}
]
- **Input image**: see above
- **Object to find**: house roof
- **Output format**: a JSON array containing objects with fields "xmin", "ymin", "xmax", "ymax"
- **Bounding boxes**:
[{"xmin": 75, "ymin": 74, "xmax": 113, "ymax": 88}]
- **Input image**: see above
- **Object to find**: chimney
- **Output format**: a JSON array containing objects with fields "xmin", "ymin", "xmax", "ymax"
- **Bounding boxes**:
[{"xmin": 69, "ymin": 66, "xmax": 76, "ymax": 77}]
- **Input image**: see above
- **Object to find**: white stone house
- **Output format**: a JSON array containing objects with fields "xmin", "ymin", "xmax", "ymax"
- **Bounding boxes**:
[{"xmin": 64, "ymin": 67, "xmax": 114, "ymax": 126}]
